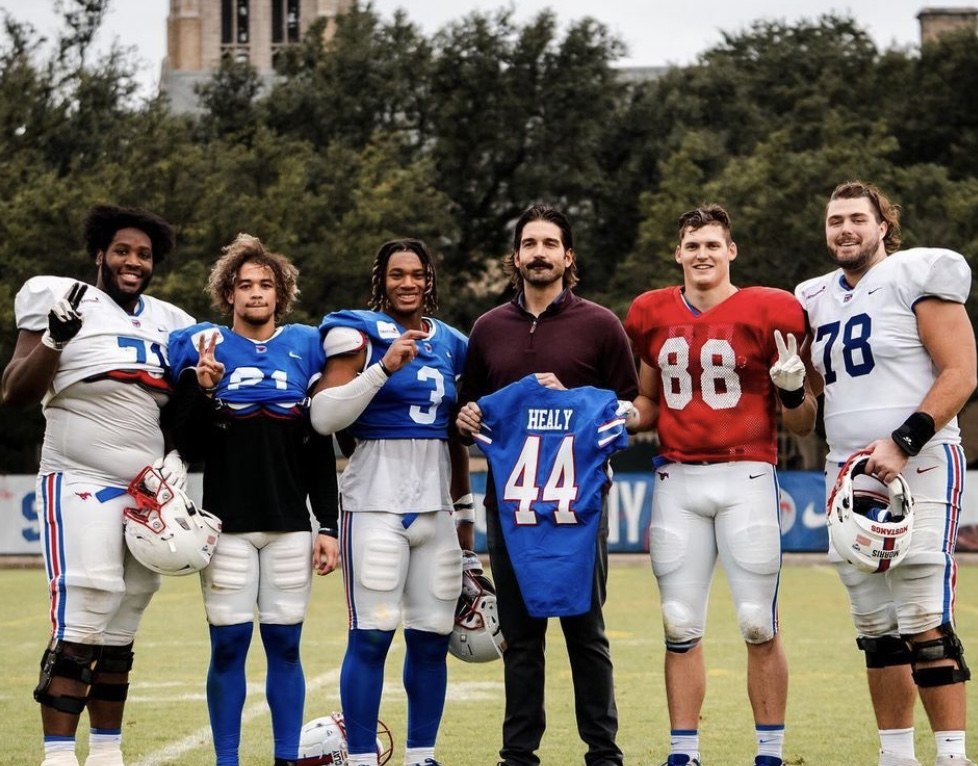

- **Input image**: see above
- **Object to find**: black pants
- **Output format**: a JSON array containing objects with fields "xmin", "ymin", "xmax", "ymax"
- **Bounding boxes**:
[{"xmin": 487, "ymin": 499, "xmax": 623, "ymax": 766}]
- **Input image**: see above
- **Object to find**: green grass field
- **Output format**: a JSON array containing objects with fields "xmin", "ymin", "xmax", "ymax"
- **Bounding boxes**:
[{"xmin": 2, "ymin": 558, "xmax": 977, "ymax": 766}]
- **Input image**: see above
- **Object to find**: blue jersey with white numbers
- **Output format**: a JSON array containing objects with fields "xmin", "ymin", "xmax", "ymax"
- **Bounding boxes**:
[
  {"xmin": 474, "ymin": 375, "xmax": 629, "ymax": 617},
  {"xmin": 318, "ymin": 309, "xmax": 468, "ymax": 440},
  {"xmin": 168, "ymin": 323, "xmax": 325, "ymax": 417}
]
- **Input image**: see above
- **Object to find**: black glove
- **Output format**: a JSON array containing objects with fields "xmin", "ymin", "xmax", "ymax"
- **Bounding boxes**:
[{"xmin": 42, "ymin": 282, "xmax": 87, "ymax": 351}]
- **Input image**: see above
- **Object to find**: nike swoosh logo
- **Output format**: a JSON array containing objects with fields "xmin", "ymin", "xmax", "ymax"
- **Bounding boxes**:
[
  {"xmin": 749, "ymin": 473, "xmax": 765, "ymax": 480},
  {"xmin": 288, "ymin": 351, "xmax": 302, "ymax": 359},
  {"xmin": 916, "ymin": 466, "xmax": 938, "ymax": 474},
  {"xmin": 802, "ymin": 501, "xmax": 825, "ymax": 528},
  {"xmin": 868, "ymin": 287, "xmax": 884, "ymax": 294}
]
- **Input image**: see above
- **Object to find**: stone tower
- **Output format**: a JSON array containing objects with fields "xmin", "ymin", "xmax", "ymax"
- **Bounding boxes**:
[
  {"xmin": 917, "ymin": 6, "xmax": 978, "ymax": 45},
  {"xmin": 162, "ymin": 0, "xmax": 353, "ymax": 112}
]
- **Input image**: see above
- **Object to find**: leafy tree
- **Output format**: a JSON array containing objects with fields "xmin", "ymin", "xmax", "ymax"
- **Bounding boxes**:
[
  {"xmin": 889, "ymin": 29, "xmax": 978, "ymax": 179},
  {"xmin": 195, "ymin": 56, "xmax": 262, "ymax": 141}
]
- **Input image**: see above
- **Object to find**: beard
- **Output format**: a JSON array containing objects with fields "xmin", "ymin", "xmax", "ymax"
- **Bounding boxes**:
[
  {"xmin": 520, "ymin": 260, "xmax": 564, "ymax": 287},
  {"xmin": 827, "ymin": 234, "xmax": 881, "ymax": 273},
  {"xmin": 99, "ymin": 260, "xmax": 150, "ymax": 307}
]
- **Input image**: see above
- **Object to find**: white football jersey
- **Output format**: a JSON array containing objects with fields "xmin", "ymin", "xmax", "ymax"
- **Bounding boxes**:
[
  {"xmin": 796, "ymin": 248, "xmax": 970, "ymax": 461},
  {"xmin": 15, "ymin": 275, "xmax": 194, "ymax": 484}
]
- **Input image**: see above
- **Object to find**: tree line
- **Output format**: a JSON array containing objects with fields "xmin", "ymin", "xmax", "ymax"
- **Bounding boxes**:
[{"xmin": 2, "ymin": 1, "xmax": 978, "ymax": 471}]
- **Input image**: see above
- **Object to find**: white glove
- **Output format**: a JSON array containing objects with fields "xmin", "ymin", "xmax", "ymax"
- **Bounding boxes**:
[
  {"xmin": 769, "ymin": 331, "xmax": 805, "ymax": 391},
  {"xmin": 152, "ymin": 450, "xmax": 188, "ymax": 491}
]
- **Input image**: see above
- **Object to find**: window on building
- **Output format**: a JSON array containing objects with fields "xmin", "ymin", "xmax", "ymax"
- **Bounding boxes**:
[
  {"xmin": 271, "ymin": 0, "xmax": 300, "ymax": 63},
  {"xmin": 221, "ymin": 0, "xmax": 250, "ymax": 59}
]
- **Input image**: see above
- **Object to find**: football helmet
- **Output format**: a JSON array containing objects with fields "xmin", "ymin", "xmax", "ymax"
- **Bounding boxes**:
[
  {"xmin": 827, "ymin": 452, "xmax": 914, "ymax": 573},
  {"xmin": 123, "ymin": 466, "xmax": 222, "ymax": 576},
  {"xmin": 448, "ymin": 552, "xmax": 505, "ymax": 662},
  {"xmin": 297, "ymin": 712, "xmax": 393, "ymax": 766}
]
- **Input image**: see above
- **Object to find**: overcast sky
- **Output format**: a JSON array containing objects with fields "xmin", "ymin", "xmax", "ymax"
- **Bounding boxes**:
[{"xmin": 0, "ymin": 0, "xmax": 937, "ymax": 97}]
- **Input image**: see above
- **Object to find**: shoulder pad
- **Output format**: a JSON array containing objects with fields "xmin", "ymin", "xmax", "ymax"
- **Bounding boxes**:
[{"xmin": 323, "ymin": 326, "xmax": 368, "ymax": 358}]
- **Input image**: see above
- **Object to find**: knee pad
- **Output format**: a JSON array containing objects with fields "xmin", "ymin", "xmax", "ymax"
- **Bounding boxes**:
[
  {"xmin": 89, "ymin": 643, "xmax": 134, "ymax": 702},
  {"xmin": 404, "ymin": 628, "xmax": 451, "ymax": 664},
  {"xmin": 96, "ymin": 643, "xmax": 135, "ymax": 674},
  {"xmin": 736, "ymin": 602, "xmax": 776, "ymax": 645},
  {"xmin": 348, "ymin": 629, "xmax": 396, "ymax": 666},
  {"xmin": 34, "ymin": 640, "xmax": 100, "ymax": 714},
  {"xmin": 905, "ymin": 623, "xmax": 972, "ymax": 687},
  {"xmin": 661, "ymin": 600, "xmax": 703, "ymax": 651},
  {"xmin": 856, "ymin": 635, "xmax": 912, "ymax": 668}
]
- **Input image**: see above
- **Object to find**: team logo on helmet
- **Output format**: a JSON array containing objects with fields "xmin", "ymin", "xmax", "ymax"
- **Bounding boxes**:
[
  {"xmin": 124, "ymin": 466, "xmax": 222, "ymax": 576},
  {"xmin": 826, "ymin": 452, "xmax": 914, "ymax": 573},
  {"xmin": 449, "ymin": 552, "xmax": 506, "ymax": 663},
  {"xmin": 297, "ymin": 711, "xmax": 393, "ymax": 765}
]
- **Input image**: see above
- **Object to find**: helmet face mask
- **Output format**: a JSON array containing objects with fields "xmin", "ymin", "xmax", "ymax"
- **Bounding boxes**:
[
  {"xmin": 827, "ymin": 452, "xmax": 914, "ymax": 573},
  {"xmin": 124, "ymin": 466, "xmax": 222, "ymax": 576},
  {"xmin": 297, "ymin": 712, "xmax": 393, "ymax": 765},
  {"xmin": 449, "ymin": 565, "xmax": 506, "ymax": 663}
]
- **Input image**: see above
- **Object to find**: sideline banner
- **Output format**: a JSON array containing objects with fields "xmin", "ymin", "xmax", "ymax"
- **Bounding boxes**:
[{"xmin": 3, "ymin": 471, "xmax": 978, "ymax": 555}]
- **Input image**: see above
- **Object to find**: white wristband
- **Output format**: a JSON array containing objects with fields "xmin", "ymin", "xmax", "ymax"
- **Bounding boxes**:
[
  {"xmin": 40, "ymin": 330, "xmax": 68, "ymax": 351},
  {"xmin": 310, "ymin": 363, "xmax": 388, "ymax": 435},
  {"xmin": 453, "ymin": 492, "xmax": 476, "ymax": 523}
]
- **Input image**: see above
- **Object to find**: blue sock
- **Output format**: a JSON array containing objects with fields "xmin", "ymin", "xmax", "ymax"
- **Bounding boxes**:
[
  {"xmin": 403, "ymin": 628, "xmax": 450, "ymax": 749},
  {"xmin": 207, "ymin": 622, "xmax": 254, "ymax": 766},
  {"xmin": 341, "ymin": 629, "xmax": 395, "ymax": 755},
  {"xmin": 260, "ymin": 622, "xmax": 305, "ymax": 761}
]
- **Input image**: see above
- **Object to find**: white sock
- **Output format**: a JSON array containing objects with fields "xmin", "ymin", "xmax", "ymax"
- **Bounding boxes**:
[
  {"xmin": 404, "ymin": 746, "xmax": 435, "ymax": 765},
  {"xmin": 936, "ymin": 730, "xmax": 967, "ymax": 758},
  {"xmin": 756, "ymin": 724, "xmax": 785, "ymax": 758},
  {"xmin": 347, "ymin": 754, "xmax": 378, "ymax": 766},
  {"xmin": 89, "ymin": 729, "xmax": 122, "ymax": 752},
  {"xmin": 670, "ymin": 729, "xmax": 700, "ymax": 761},
  {"xmin": 41, "ymin": 739, "xmax": 78, "ymax": 766},
  {"xmin": 880, "ymin": 728, "xmax": 916, "ymax": 758}
]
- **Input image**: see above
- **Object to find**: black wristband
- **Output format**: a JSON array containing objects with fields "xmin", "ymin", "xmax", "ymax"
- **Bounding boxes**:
[
  {"xmin": 891, "ymin": 412, "xmax": 936, "ymax": 457},
  {"xmin": 318, "ymin": 527, "xmax": 338, "ymax": 538},
  {"xmin": 777, "ymin": 386, "xmax": 806, "ymax": 410},
  {"xmin": 378, "ymin": 359, "xmax": 392, "ymax": 377}
]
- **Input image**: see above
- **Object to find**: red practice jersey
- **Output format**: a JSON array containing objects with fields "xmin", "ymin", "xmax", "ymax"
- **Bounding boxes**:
[{"xmin": 625, "ymin": 286, "xmax": 805, "ymax": 464}]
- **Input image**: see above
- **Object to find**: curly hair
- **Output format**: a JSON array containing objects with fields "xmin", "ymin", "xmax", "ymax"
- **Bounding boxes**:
[
  {"xmin": 83, "ymin": 204, "xmax": 175, "ymax": 263},
  {"xmin": 207, "ymin": 233, "xmax": 299, "ymax": 323},
  {"xmin": 369, "ymin": 238, "xmax": 439, "ymax": 314},
  {"xmin": 677, "ymin": 204, "xmax": 732, "ymax": 244},
  {"xmin": 827, "ymin": 180, "xmax": 902, "ymax": 254},
  {"xmin": 503, "ymin": 203, "xmax": 579, "ymax": 291}
]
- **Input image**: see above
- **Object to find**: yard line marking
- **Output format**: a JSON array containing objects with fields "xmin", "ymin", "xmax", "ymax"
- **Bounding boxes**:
[{"xmin": 132, "ymin": 668, "xmax": 340, "ymax": 766}]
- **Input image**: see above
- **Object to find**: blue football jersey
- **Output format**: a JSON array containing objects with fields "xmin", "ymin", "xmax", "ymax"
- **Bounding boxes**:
[
  {"xmin": 474, "ymin": 375, "xmax": 629, "ymax": 617},
  {"xmin": 168, "ymin": 323, "xmax": 325, "ymax": 417},
  {"xmin": 318, "ymin": 309, "xmax": 468, "ymax": 440}
]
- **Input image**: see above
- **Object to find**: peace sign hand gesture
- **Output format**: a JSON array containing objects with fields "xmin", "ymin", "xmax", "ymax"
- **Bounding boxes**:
[
  {"xmin": 196, "ymin": 331, "xmax": 225, "ymax": 392},
  {"xmin": 769, "ymin": 330, "xmax": 805, "ymax": 392}
]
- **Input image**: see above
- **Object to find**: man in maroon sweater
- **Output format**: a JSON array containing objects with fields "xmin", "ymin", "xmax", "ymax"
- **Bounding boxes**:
[{"xmin": 456, "ymin": 204, "xmax": 639, "ymax": 766}]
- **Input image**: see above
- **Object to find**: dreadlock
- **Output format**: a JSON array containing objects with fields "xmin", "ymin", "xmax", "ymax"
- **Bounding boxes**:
[{"xmin": 369, "ymin": 238, "xmax": 439, "ymax": 314}]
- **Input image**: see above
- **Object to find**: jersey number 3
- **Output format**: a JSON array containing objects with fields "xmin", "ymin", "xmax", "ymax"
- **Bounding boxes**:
[{"xmin": 503, "ymin": 435, "xmax": 579, "ymax": 526}]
